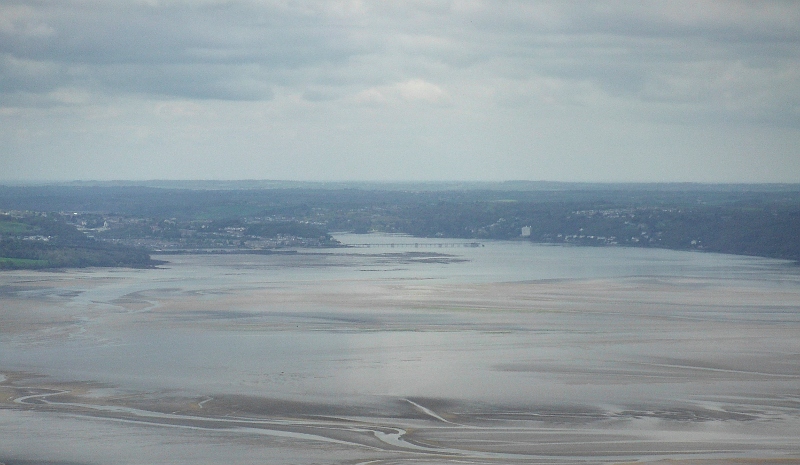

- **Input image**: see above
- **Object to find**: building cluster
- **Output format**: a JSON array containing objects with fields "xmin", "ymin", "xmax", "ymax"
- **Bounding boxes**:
[{"xmin": 1, "ymin": 210, "xmax": 335, "ymax": 252}]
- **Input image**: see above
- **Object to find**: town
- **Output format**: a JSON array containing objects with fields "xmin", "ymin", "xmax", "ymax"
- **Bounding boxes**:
[{"xmin": 1, "ymin": 182, "xmax": 799, "ymax": 269}]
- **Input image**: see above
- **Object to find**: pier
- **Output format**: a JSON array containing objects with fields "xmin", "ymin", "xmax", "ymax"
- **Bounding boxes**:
[{"xmin": 347, "ymin": 242, "xmax": 482, "ymax": 248}]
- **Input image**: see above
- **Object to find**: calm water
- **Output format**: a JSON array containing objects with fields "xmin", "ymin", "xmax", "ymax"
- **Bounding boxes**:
[{"xmin": 1, "ymin": 236, "xmax": 799, "ymax": 464}]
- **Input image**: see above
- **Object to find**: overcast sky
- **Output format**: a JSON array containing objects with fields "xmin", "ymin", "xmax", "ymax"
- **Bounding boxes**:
[{"xmin": 2, "ymin": 1, "xmax": 799, "ymax": 182}]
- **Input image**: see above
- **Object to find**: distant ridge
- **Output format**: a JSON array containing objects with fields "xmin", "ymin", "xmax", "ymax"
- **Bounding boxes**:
[
  {"xmin": 4, "ymin": 179, "xmax": 800, "ymax": 192},
  {"xmin": 2, "ymin": 183, "xmax": 798, "ymax": 262}
]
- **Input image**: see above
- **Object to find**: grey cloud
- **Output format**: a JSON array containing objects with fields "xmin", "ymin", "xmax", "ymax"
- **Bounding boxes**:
[
  {"xmin": 1, "ymin": 1, "xmax": 357, "ymax": 65},
  {"xmin": 1, "ymin": 0, "xmax": 799, "ymax": 125},
  {"xmin": 0, "ymin": 54, "xmax": 64, "ymax": 94},
  {"xmin": 0, "ymin": 0, "xmax": 367, "ymax": 101},
  {"xmin": 302, "ymin": 88, "xmax": 341, "ymax": 102},
  {"xmin": 89, "ymin": 63, "xmax": 275, "ymax": 101}
]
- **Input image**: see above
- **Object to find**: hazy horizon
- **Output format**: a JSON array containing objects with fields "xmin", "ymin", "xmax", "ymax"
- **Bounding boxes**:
[{"xmin": 3, "ymin": 179, "xmax": 800, "ymax": 189}]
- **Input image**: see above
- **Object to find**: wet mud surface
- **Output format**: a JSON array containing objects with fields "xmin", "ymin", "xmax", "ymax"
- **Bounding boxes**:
[{"xmin": 1, "ymin": 240, "xmax": 799, "ymax": 464}]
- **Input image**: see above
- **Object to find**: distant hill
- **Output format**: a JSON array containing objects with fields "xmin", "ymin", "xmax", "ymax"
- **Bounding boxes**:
[{"xmin": 1, "ymin": 183, "xmax": 798, "ymax": 265}]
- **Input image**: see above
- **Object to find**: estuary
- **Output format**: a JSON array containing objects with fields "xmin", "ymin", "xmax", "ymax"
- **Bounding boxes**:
[{"xmin": 1, "ymin": 235, "xmax": 799, "ymax": 464}]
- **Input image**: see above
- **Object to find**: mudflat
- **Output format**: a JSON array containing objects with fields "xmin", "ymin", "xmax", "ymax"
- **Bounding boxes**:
[{"xmin": 1, "ymin": 241, "xmax": 799, "ymax": 464}]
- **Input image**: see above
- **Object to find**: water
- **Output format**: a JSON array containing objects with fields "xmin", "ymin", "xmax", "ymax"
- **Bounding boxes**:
[{"xmin": 1, "ymin": 236, "xmax": 799, "ymax": 464}]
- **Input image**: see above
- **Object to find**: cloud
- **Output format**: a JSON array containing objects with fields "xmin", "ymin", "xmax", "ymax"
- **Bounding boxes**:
[
  {"xmin": 0, "ymin": 54, "xmax": 62, "ymax": 94},
  {"xmin": 396, "ymin": 79, "xmax": 448, "ymax": 103},
  {"xmin": 353, "ymin": 87, "xmax": 387, "ymax": 105},
  {"xmin": 1, "ymin": 1, "xmax": 798, "ymax": 117},
  {"xmin": 354, "ymin": 79, "xmax": 450, "ymax": 106},
  {"xmin": 0, "ymin": 0, "xmax": 366, "ymax": 102},
  {"xmin": 0, "ymin": 3, "xmax": 56, "ymax": 37},
  {"xmin": 1, "ymin": 1, "xmax": 799, "ymax": 182}
]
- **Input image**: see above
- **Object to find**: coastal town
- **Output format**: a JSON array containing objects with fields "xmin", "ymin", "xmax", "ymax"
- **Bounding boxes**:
[{"xmin": 2, "ymin": 183, "xmax": 799, "ymax": 269}]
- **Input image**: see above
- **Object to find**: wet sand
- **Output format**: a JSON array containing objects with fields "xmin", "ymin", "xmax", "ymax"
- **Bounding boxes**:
[{"xmin": 1, "ymin": 245, "xmax": 799, "ymax": 464}]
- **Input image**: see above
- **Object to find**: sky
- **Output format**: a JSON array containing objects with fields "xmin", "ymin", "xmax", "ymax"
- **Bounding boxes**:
[{"xmin": 1, "ymin": 0, "xmax": 799, "ymax": 183}]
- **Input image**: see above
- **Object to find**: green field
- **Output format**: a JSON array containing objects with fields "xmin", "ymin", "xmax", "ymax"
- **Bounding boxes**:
[
  {"xmin": 0, "ymin": 221, "xmax": 32, "ymax": 235},
  {"xmin": 0, "ymin": 257, "xmax": 49, "ymax": 269}
]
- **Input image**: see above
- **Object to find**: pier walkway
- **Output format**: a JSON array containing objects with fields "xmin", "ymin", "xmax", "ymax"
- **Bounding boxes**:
[{"xmin": 346, "ymin": 242, "xmax": 482, "ymax": 248}]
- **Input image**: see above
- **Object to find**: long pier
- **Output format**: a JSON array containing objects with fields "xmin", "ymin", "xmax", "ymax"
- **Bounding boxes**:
[{"xmin": 347, "ymin": 242, "xmax": 482, "ymax": 248}]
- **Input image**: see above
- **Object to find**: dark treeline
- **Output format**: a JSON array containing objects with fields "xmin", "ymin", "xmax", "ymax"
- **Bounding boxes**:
[
  {"xmin": 3, "ymin": 184, "xmax": 798, "ymax": 218},
  {"xmin": 1, "ymin": 183, "xmax": 799, "ymax": 265},
  {"xmin": 382, "ymin": 201, "xmax": 800, "ymax": 261},
  {"xmin": 0, "ymin": 239, "xmax": 155, "ymax": 269}
]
